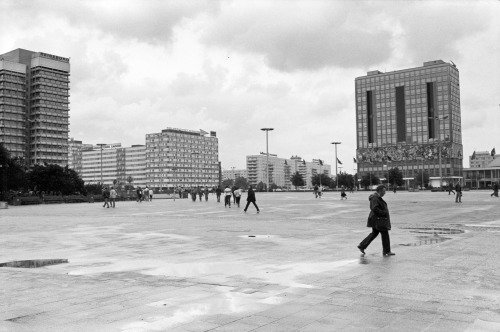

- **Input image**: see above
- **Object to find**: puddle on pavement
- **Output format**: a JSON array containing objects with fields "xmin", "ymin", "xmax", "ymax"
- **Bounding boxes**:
[
  {"xmin": 400, "ymin": 234, "xmax": 451, "ymax": 247},
  {"xmin": 403, "ymin": 227, "xmax": 464, "ymax": 235},
  {"xmin": 0, "ymin": 259, "xmax": 68, "ymax": 268}
]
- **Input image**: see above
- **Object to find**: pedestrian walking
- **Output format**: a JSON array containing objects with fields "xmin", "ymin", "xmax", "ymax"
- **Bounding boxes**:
[
  {"xmin": 198, "ymin": 186, "xmax": 203, "ymax": 201},
  {"xmin": 491, "ymin": 182, "xmax": 499, "ymax": 197},
  {"xmin": 318, "ymin": 185, "xmax": 323, "ymax": 198},
  {"xmin": 136, "ymin": 186, "xmax": 143, "ymax": 202},
  {"xmin": 102, "ymin": 187, "xmax": 110, "ymax": 208},
  {"xmin": 455, "ymin": 182, "xmax": 462, "ymax": 203},
  {"xmin": 232, "ymin": 185, "xmax": 237, "ymax": 204},
  {"xmin": 340, "ymin": 186, "xmax": 347, "ymax": 200},
  {"xmin": 216, "ymin": 186, "xmax": 222, "ymax": 202},
  {"xmin": 191, "ymin": 187, "xmax": 197, "ymax": 202},
  {"xmin": 204, "ymin": 186, "xmax": 209, "ymax": 201},
  {"xmin": 243, "ymin": 185, "xmax": 260, "ymax": 213},
  {"xmin": 149, "ymin": 189, "xmax": 153, "ymax": 201},
  {"xmin": 448, "ymin": 183, "xmax": 455, "ymax": 195},
  {"xmin": 143, "ymin": 186, "xmax": 149, "ymax": 202},
  {"xmin": 313, "ymin": 184, "xmax": 319, "ymax": 198},
  {"xmin": 234, "ymin": 187, "xmax": 242, "ymax": 207},
  {"xmin": 357, "ymin": 185, "xmax": 395, "ymax": 256},
  {"xmin": 110, "ymin": 186, "xmax": 117, "ymax": 208},
  {"xmin": 224, "ymin": 185, "xmax": 232, "ymax": 208}
]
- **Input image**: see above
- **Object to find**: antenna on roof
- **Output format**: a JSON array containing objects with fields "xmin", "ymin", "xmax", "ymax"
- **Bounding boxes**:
[{"xmin": 450, "ymin": 60, "xmax": 456, "ymax": 67}]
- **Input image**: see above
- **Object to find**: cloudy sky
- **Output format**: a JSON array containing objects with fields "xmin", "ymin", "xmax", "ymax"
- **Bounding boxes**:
[{"xmin": 1, "ymin": 0, "xmax": 498, "ymax": 171}]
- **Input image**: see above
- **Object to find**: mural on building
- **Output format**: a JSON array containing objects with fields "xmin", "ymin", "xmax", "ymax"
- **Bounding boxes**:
[{"xmin": 357, "ymin": 142, "xmax": 463, "ymax": 164}]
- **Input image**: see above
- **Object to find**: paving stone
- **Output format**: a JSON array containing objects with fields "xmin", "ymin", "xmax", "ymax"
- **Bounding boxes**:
[{"xmin": 1, "ymin": 192, "xmax": 499, "ymax": 330}]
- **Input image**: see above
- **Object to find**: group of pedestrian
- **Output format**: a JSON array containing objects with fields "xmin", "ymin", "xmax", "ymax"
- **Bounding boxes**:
[
  {"xmin": 189, "ymin": 186, "xmax": 210, "ymax": 202},
  {"xmin": 135, "ymin": 186, "xmax": 153, "ymax": 202},
  {"xmin": 313, "ymin": 185, "xmax": 323, "ymax": 198},
  {"xmin": 102, "ymin": 186, "xmax": 117, "ymax": 208}
]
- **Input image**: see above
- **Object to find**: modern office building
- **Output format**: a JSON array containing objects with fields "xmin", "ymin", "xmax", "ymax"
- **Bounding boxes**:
[
  {"xmin": 145, "ymin": 128, "xmax": 219, "ymax": 190},
  {"xmin": 222, "ymin": 169, "xmax": 248, "ymax": 180},
  {"xmin": 246, "ymin": 153, "xmax": 331, "ymax": 189},
  {"xmin": 355, "ymin": 60, "xmax": 463, "ymax": 185},
  {"xmin": 79, "ymin": 143, "xmax": 147, "ymax": 187},
  {"xmin": 0, "ymin": 49, "xmax": 70, "ymax": 166}
]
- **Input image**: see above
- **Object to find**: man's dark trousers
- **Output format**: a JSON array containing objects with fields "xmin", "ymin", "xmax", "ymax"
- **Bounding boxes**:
[{"xmin": 359, "ymin": 228, "xmax": 390, "ymax": 254}]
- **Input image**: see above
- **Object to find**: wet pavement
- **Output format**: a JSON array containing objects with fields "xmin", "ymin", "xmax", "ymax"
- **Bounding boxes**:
[{"xmin": 1, "ymin": 190, "xmax": 500, "ymax": 331}]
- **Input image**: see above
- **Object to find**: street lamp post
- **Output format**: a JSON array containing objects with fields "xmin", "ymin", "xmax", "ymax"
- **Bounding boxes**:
[
  {"xmin": 331, "ymin": 142, "xmax": 341, "ymax": 190},
  {"xmin": 96, "ymin": 144, "xmax": 106, "ymax": 185},
  {"xmin": 429, "ymin": 115, "xmax": 449, "ymax": 189},
  {"xmin": 261, "ymin": 128, "xmax": 274, "ymax": 192}
]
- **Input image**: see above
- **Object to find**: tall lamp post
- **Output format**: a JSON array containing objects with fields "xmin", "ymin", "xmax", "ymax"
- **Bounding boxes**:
[
  {"xmin": 429, "ymin": 115, "xmax": 449, "ymax": 189},
  {"xmin": 331, "ymin": 142, "xmax": 341, "ymax": 190},
  {"xmin": 261, "ymin": 128, "xmax": 274, "ymax": 192},
  {"xmin": 96, "ymin": 144, "xmax": 106, "ymax": 185}
]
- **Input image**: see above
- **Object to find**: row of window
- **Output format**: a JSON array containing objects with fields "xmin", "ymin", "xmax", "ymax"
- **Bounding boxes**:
[{"xmin": 0, "ymin": 74, "xmax": 24, "ymax": 83}]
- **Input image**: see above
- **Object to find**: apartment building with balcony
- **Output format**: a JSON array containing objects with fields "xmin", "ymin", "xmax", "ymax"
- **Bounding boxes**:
[
  {"xmin": 145, "ymin": 128, "xmax": 219, "ymax": 190},
  {"xmin": 246, "ymin": 153, "xmax": 331, "ymax": 189},
  {"xmin": 79, "ymin": 143, "xmax": 147, "ymax": 187}
]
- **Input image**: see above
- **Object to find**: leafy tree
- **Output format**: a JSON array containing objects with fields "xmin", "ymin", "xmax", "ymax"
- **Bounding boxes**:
[
  {"xmin": 290, "ymin": 171, "xmax": 305, "ymax": 189},
  {"xmin": 222, "ymin": 178, "xmax": 234, "ymax": 188},
  {"xmin": 269, "ymin": 183, "xmax": 278, "ymax": 191},
  {"xmin": 84, "ymin": 183, "xmax": 104, "ymax": 195},
  {"xmin": 234, "ymin": 177, "xmax": 248, "ymax": 190},
  {"xmin": 256, "ymin": 181, "xmax": 266, "ymax": 192},
  {"xmin": 414, "ymin": 170, "xmax": 429, "ymax": 188},
  {"xmin": 359, "ymin": 173, "xmax": 380, "ymax": 189},
  {"xmin": 28, "ymin": 164, "xmax": 85, "ymax": 195},
  {"xmin": 387, "ymin": 167, "xmax": 404, "ymax": 188},
  {"xmin": 0, "ymin": 144, "xmax": 28, "ymax": 199},
  {"xmin": 337, "ymin": 172, "xmax": 354, "ymax": 189},
  {"xmin": 311, "ymin": 174, "xmax": 334, "ymax": 188}
]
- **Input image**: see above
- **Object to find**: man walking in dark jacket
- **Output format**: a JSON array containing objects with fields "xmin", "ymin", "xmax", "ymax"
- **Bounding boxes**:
[
  {"xmin": 455, "ymin": 182, "xmax": 462, "ymax": 203},
  {"xmin": 357, "ymin": 185, "xmax": 394, "ymax": 256},
  {"xmin": 243, "ymin": 185, "xmax": 260, "ymax": 213}
]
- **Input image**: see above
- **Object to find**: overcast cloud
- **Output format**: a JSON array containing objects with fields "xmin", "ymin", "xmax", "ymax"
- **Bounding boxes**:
[{"xmin": 0, "ymin": 0, "xmax": 498, "ymax": 171}]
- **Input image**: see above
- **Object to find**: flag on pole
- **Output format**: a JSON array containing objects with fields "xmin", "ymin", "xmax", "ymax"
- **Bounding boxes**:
[
  {"xmin": 318, "ymin": 159, "xmax": 323, "ymax": 166},
  {"xmin": 491, "ymin": 148, "xmax": 496, "ymax": 157},
  {"xmin": 471, "ymin": 151, "xmax": 476, "ymax": 160},
  {"xmin": 353, "ymin": 157, "xmax": 357, "ymax": 163},
  {"xmin": 337, "ymin": 158, "xmax": 342, "ymax": 165}
]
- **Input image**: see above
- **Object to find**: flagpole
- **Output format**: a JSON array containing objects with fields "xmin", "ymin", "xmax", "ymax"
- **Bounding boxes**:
[{"xmin": 331, "ymin": 142, "xmax": 341, "ymax": 190}]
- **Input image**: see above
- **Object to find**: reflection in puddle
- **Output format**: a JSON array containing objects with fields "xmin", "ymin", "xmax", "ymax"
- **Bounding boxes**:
[
  {"xmin": 400, "ymin": 235, "xmax": 451, "ymax": 246},
  {"xmin": 359, "ymin": 256, "xmax": 369, "ymax": 264},
  {"xmin": 0, "ymin": 259, "xmax": 68, "ymax": 268}
]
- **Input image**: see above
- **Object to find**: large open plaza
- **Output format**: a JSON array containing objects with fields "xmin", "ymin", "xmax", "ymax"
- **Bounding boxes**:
[{"xmin": 1, "ymin": 190, "xmax": 500, "ymax": 331}]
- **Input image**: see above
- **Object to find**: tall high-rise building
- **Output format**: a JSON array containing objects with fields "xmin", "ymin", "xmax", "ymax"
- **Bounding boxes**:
[
  {"xmin": 0, "ymin": 49, "xmax": 70, "ymax": 166},
  {"xmin": 145, "ymin": 128, "xmax": 219, "ymax": 189},
  {"xmin": 355, "ymin": 60, "xmax": 463, "ymax": 183}
]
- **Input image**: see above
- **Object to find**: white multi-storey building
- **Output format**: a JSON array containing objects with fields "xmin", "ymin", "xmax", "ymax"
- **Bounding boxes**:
[
  {"xmin": 145, "ymin": 128, "xmax": 219, "ymax": 190},
  {"xmin": 246, "ymin": 153, "xmax": 331, "ymax": 189},
  {"xmin": 79, "ymin": 143, "xmax": 147, "ymax": 187},
  {"xmin": 222, "ymin": 169, "xmax": 248, "ymax": 180}
]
